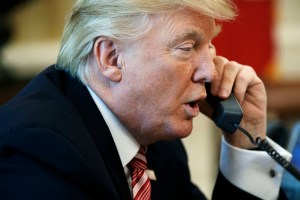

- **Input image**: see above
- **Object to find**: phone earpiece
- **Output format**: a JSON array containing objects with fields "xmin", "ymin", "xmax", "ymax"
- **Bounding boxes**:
[{"xmin": 205, "ymin": 83, "xmax": 243, "ymax": 134}]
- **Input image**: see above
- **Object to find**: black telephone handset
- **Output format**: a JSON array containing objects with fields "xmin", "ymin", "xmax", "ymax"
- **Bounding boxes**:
[
  {"xmin": 205, "ymin": 83, "xmax": 243, "ymax": 134},
  {"xmin": 205, "ymin": 83, "xmax": 300, "ymax": 181}
]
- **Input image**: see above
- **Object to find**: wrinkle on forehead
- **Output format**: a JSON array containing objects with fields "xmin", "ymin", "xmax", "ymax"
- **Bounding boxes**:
[{"xmin": 149, "ymin": 8, "xmax": 219, "ymax": 42}]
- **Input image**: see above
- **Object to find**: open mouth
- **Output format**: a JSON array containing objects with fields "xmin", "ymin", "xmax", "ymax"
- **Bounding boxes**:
[
  {"xmin": 188, "ymin": 101, "xmax": 199, "ymax": 109},
  {"xmin": 185, "ymin": 100, "xmax": 200, "ymax": 117}
]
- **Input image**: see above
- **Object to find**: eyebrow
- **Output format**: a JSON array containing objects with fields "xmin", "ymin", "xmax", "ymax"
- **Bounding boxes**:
[
  {"xmin": 168, "ymin": 24, "xmax": 221, "ymax": 48},
  {"xmin": 168, "ymin": 30, "xmax": 204, "ymax": 48}
]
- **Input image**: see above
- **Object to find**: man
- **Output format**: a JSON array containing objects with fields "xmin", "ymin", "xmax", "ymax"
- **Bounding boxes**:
[{"xmin": 0, "ymin": 0, "xmax": 291, "ymax": 199}]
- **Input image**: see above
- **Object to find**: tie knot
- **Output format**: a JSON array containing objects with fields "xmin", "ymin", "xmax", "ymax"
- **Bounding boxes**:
[{"xmin": 129, "ymin": 147, "xmax": 147, "ymax": 170}]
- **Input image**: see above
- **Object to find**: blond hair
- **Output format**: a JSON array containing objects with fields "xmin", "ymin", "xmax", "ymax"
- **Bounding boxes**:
[{"xmin": 57, "ymin": 0, "xmax": 237, "ymax": 83}]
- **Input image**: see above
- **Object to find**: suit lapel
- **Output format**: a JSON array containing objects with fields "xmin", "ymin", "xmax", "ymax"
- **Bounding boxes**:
[{"xmin": 50, "ymin": 68, "xmax": 132, "ymax": 199}]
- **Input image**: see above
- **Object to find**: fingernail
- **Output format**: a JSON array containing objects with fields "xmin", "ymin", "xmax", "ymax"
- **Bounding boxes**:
[{"xmin": 220, "ymin": 89, "xmax": 228, "ymax": 98}]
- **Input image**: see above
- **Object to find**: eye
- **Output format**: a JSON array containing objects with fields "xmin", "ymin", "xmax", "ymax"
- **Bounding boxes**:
[
  {"xmin": 177, "ymin": 43, "xmax": 195, "ymax": 52},
  {"xmin": 180, "ymin": 47, "xmax": 193, "ymax": 52}
]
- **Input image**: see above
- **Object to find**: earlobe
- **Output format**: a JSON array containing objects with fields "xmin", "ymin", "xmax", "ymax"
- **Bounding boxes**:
[
  {"xmin": 102, "ymin": 67, "xmax": 122, "ymax": 82},
  {"xmin": 93, "ymin": 37, "xmax": 122, "ymax": 82}
]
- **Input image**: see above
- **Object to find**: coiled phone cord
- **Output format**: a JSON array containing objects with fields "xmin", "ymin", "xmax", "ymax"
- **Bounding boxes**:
[{"xmin": 233, "ymin": 123, "xmax": 300, "ymax": 181}]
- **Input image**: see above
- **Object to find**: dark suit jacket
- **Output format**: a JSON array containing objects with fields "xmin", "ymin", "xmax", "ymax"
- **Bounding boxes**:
[{"xmin": 0, "ymin": 65, "xmax": 285, "ymax": 199}]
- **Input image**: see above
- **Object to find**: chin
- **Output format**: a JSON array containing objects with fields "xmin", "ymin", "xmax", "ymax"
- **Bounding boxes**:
[
  {"xmin": 145, "ymin": 128, "xmax": 192, "ymax": 145},
  {"xmin": 165, "ymin": 123, "xmax": 193, "ymax": 140},
  {"xmin": 176, "ymin": 129, "xmax": 193, "ymax": 139}
]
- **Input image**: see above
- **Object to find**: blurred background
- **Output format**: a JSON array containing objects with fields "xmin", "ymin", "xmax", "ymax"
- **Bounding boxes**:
[{"xmin": 0, "ymin": 0, "xmax": 300, "ymax": 199}]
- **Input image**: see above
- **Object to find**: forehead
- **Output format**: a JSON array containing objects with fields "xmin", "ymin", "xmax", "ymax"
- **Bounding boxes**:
[{"xmin": 149, "ymin": 8, "xmax": 218, "ymax": 42}]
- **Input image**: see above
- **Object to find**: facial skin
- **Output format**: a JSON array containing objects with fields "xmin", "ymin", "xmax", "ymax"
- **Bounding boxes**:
[{"xmin": 90, "ymin": 8, "xmax": 218, "ymax": 146}]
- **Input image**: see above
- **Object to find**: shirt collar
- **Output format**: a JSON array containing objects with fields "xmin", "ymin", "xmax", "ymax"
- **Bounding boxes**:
[{"xmin": 87, "ymin": 86, "xmax": 140, "ymax": 167}]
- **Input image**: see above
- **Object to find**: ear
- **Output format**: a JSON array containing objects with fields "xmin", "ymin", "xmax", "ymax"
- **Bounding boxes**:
[{"xmin": 93, "ymin": 37, "xmax": 122, "ymax": 82}]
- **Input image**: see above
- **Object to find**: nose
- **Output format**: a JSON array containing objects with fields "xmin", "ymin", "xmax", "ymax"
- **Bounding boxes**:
[{"xmin": 192, "ymin": 45, "xmax": 216, "ymax": 83}]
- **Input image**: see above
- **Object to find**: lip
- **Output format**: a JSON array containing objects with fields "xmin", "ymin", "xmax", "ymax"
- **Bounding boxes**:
[
  {"xmin": 184, "ymin": 101, "xmax": 200, "ymax": 118},
  {"xmin": 184, "ymin": 92, "xmax": 206, "ymax": 118}
]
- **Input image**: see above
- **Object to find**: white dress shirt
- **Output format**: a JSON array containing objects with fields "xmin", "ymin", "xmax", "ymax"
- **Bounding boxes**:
[
  {"xmin": 87, "ymin": 86, "xmax": 291, "ymax": 200},
  {"xmin": 87, "ymin": 87, "xmax": 138, "ymax": 193}
]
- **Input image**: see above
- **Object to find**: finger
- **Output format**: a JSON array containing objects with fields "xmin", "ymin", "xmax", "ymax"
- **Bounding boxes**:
[
  {"xmin": 210, "ymin": 56, "xmax": 228, "ymax": 95},
  {"xmin": 218, "ymin": 61, "xmax": 243, "ymax": 98},
  {"xmin": 234, "ymin": 66, "xmax": 260, "ymax": 103}
]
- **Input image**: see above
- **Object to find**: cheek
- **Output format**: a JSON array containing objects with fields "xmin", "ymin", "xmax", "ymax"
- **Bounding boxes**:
[
  {"xmin": 121, "ymin": 44, "xmax": 194, "ymax": 110},
  {"xmin": 142, "ymin": 57, "xmax": 195, "ymax": 112}
]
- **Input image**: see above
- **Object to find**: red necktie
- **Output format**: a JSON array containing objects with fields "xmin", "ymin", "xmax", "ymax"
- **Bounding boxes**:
[{"xmin": 129, "ymin": 147, "xmax": 151, "ymax": 200}]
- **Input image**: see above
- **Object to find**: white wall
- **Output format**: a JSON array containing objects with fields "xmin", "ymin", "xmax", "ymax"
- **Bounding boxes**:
[
  {"xmin": 182, "ymin": 116, "xmax": 221, "ymax": 198},
  {"xmin": 275, "ymin": 0, "xmax": 300, "ymax": 81}
]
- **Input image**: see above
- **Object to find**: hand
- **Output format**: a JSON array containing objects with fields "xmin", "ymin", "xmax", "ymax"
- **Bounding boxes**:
[{"xmin": 201, "ymin": 45, "xmax": 267, "ymax": 149}]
